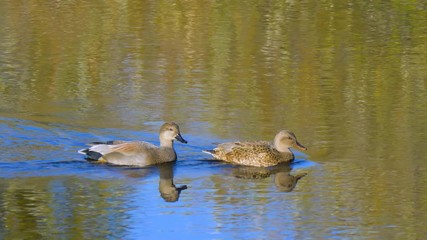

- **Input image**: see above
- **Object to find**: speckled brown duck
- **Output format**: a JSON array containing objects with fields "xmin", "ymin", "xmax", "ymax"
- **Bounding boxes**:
[
  {"xmin": 78, "ymin": 122, "xmax": 187, "ymax": 167},
  {"xmin": 203, "ymin": 130, "xmax": 307, "ymax": 167}
]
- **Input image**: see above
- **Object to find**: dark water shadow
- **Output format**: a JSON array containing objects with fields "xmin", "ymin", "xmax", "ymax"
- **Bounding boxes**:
[
  {"xmin": 110, "ymin": 162, "xmax": 188, "ymax": 202},
  {"xmin": 157, "ymin": 162, "xmax": 188, "ymax": 202},
  {"xmin": 222, "ymin": 162, "xmax": 308, "ymax": 192}
]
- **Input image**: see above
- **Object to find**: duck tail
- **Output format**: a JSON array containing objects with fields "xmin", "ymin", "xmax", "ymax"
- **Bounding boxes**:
[
  {"xmin": 77, "ymin": 148, "xmax": 104, "ymax": 161},
  {"xmin": 202, "ymin": 150, "xmax": 216, "ymax": 156},
  {"xmin": 77, "ymin": 148, "xmax": 89, "ymax": 155},
  {"xmin": 203, "ymin": 149, "xmax": 221, "ymax": 159}
]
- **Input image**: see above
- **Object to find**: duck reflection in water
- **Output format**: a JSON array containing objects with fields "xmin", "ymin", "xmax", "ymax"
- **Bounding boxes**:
[
  {"xmin": 157, "ymin": 162, "xmax": 187, "ymax": 202},
  {"xmin": 122, "ymin": 162, "xmax": 187, "ymax": 202},
  {"xmin": 232, "ymin": 162, "xmax": 307, "ymax": 192}
]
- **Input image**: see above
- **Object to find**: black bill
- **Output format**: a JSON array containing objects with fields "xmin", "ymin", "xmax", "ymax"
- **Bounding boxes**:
[{"xmin": 175, "ymin": 133, "xmax": 188, "ymax": 144}]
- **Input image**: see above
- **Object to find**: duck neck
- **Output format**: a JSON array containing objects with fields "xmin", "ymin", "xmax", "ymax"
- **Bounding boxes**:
[
  {"xmin": 158, "ymin": 139, "xmax": 177, "ymax": 162},
  {"xmin": 160, "ymin": 138, "xmax": 174, "ymax": 148},
  {"xmin": 273, "ymin": 139, "xmax": 291, "ymax": 153}
]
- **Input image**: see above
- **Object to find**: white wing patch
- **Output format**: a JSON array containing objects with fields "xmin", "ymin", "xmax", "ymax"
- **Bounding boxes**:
[{"xmin": 89, "ymin": 144, "xmax": 114, "ymax": 155}]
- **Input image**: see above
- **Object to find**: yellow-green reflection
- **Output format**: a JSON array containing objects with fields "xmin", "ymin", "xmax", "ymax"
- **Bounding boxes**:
[
  {"xmin": 0, "ymin": 0, "xmax": 426, "ymax": 238},
  {"xmin": 0, "ymin": 177, "xmax": 132, "ymax": 239}
]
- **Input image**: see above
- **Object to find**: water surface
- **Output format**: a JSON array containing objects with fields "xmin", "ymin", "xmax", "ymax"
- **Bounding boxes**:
[{"xmin": 1, "ymin": 1, "xmax": 427, "ymax": 239}]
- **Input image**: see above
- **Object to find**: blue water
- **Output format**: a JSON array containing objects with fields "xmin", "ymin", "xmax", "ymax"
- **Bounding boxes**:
[{"xmin": 0, "ymin": 116, "xmax": 316, "ymax": 239}]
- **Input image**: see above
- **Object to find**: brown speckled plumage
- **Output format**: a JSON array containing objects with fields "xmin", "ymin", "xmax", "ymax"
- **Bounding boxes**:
[{"xmin": 204, "ymin": 130, "xmax": 307, "ymax": 167}]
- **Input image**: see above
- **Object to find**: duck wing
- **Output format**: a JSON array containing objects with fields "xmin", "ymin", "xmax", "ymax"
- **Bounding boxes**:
[
  {"xmin": 108, "ymin": 141, "xmax": 157, "ymax": 156},
  {"xmin": 98, "ymin": 141, "xmax": 159, "ymax": 166},
  {"xmin": 87, "ymin": 140, "xmax": 129, "ymax": 146},
  {"xmin": 215, "ymin": 141, "xmax": 277, "ymax": 165}
]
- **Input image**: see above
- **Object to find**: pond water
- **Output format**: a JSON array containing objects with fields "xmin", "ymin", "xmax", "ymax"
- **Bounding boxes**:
[{"xmin": 1, "ymin": 1, "xmax": 427, "ymax": 239}]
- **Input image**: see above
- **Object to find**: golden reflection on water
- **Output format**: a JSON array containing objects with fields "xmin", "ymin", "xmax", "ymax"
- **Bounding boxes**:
[
  {"xmin": 0, "ymin": 176, "xmax": 132, "ymax": 239},
  {"xmin": 1, "ymin": 0, "xmax": 427, "ymax": 238}
]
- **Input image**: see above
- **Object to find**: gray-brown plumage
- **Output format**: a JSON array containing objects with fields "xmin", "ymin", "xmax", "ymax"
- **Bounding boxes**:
[
  {"xmin": 78, "ymin": 122, "xmax": 187, "ymax": 166},
  {"xmin": 203, "ymin": 130, "xmax": 307, "ymax": 167}
]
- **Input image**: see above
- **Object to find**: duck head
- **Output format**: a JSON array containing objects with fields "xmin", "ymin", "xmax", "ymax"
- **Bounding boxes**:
[
  {"xmin": 274, "ymin": 130, "xmax": 307, "ymax": 152},
  {"xmin": 160, "ymin": 122, "xmax": 188, "ymax": 144}
]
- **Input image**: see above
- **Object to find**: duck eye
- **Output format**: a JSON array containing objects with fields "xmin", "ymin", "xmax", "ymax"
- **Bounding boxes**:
[{"xmin": 169, "ymin": 128, "xmax": 174, "ymax": 131}]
